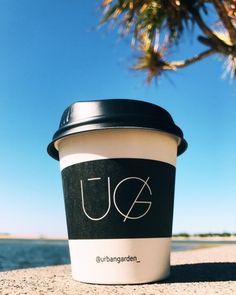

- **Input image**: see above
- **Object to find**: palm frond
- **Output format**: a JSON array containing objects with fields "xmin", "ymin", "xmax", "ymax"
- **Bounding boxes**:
[{"xmin": 100, "ymin": 0, "xmax": 236, "ymax": 82}]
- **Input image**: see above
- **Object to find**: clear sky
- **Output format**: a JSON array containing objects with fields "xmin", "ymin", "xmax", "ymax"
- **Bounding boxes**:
[{"xmin": 0, "ymin": 0, "xmax": 235, "ymax": 237}]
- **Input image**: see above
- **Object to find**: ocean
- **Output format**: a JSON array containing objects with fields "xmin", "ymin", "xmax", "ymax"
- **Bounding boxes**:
[{"xmin": 0, "ymin": 239, "xmax": 235, "ymax": 272}]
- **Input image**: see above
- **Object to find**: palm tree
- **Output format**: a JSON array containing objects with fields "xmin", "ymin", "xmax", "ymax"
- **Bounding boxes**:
[{"xmin": 100, "ymin": 0, "xmax": 236, "ymax": 82}]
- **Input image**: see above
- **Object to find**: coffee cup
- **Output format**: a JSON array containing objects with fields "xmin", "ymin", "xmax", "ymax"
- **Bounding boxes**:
[{"xmin": 47, "ymin": 99, "xmax": 187, "ymax": 284}]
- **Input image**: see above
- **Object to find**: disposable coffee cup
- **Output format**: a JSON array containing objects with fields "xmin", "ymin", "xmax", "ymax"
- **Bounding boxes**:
[{"xmin": 47, "ymin": 99, "xmax": 187, "ymax": 284}]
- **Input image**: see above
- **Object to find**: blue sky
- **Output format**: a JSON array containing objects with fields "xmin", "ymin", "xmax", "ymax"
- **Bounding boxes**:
[{"xmin": 0, "ymin": 0, "xmax": 235, "ymax": 237}]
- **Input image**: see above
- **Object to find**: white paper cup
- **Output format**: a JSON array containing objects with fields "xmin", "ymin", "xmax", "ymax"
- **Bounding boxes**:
[{"xmin": 48, "ymin": 99, "xmax": 187, "ymax": 284}]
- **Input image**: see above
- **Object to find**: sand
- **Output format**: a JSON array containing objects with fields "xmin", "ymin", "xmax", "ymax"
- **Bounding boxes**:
[{"xmin": 0, "ymin": 245, "xmax": 236, "ymax": 295}]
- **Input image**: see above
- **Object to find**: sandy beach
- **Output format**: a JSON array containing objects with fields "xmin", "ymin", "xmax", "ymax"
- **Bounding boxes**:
[{"xmin": 0, "ymin": 244, "xmax": 235, "ymax": 295}]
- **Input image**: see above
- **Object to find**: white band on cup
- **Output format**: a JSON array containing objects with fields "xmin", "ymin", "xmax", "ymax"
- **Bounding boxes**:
[
  {"xmin": 69, "ymin": 237, "xmax": 171, "ymax": 284},
  {"xmin": 56, "ymin": 128, "xmax": 178, "ymax": 171}
]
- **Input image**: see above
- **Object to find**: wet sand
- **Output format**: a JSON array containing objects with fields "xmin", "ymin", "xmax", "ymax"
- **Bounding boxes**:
[{"xmin": 1, "ymin": 245, "xmax": 236, "ymax": 294}]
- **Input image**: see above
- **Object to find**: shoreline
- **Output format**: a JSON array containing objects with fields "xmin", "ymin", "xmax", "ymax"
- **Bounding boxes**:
[
  {"xmin": 172, "ymin": 236, "xmax": 236, "ymax": 242},
  {"xmin": 0, "ymin": 234, "xmax": 67, "ymax": 240},
  {"xmin": 0, "ymin": 234, "xmax": 236, "ymax": 242}
]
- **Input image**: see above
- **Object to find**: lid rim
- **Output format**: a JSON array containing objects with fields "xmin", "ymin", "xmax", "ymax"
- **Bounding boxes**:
[
  {"xmin": 47, "ymin": 99, "xmax": 188, "ymax": 160},
  {"xmin": 53, "ymin": 119, "xmax": 184, "ymax": 140}
]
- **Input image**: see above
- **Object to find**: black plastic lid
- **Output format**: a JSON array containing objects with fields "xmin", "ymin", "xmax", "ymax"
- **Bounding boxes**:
[{"xmin": 47, "ymin": 99, "xmax": 187, "ymax": 160}]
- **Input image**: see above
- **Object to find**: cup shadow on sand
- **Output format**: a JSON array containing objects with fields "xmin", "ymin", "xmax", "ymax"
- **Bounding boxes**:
[{"xmin": 162, "ymin": 263, "xmax": 236, "ymax": 283}]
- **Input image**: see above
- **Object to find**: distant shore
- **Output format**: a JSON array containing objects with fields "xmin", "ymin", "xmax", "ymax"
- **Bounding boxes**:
[
  {"xmin": 1, "ymin": 233, "xmax": 236, "ymax": 241},
  {"xmin": 0, "ymin": 234, "xmax": 67, "ymax": 240},
  {"xmin": 172, "ymin": 236, "xmax": 236, "ymax": 241}
]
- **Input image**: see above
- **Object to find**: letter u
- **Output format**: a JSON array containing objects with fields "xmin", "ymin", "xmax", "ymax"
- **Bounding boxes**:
[{"xmin": 80, "ymin": 177, "xmax": 111, "ymax": 221}]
